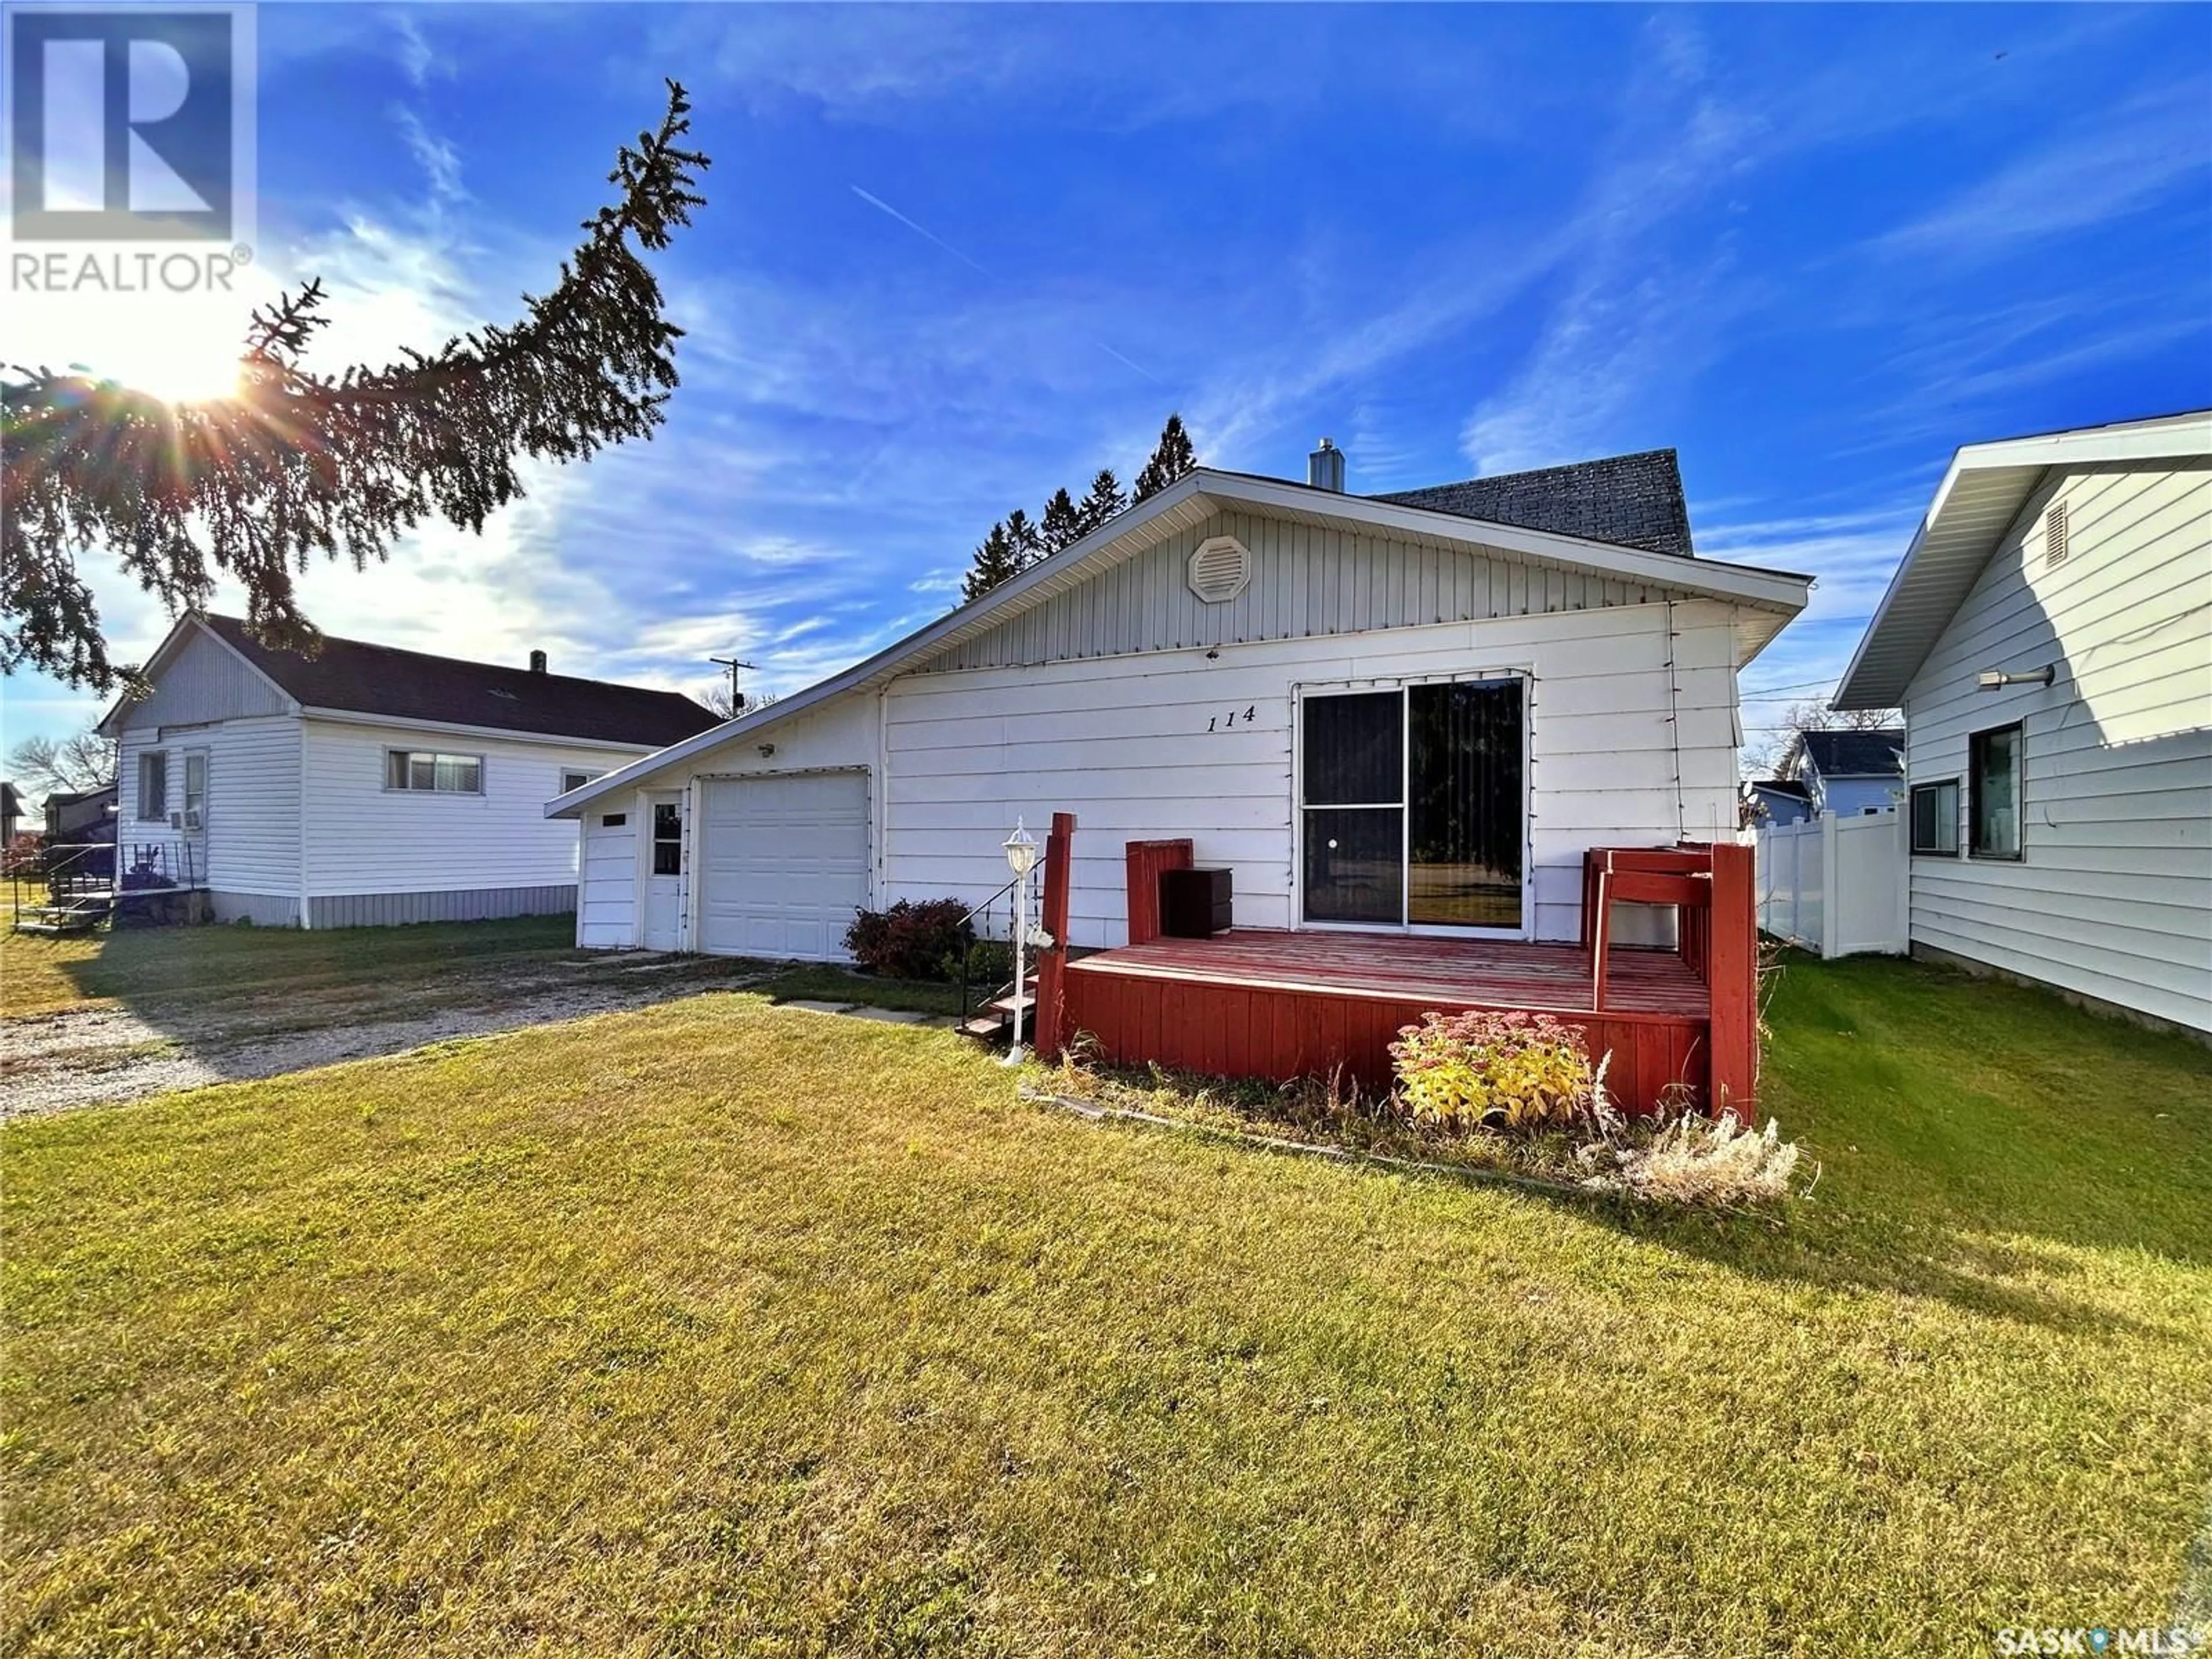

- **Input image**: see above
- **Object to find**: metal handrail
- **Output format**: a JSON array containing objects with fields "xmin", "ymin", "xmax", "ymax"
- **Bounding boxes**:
[{"xmin": 958, "ymin": 873, "xmax": 1021, "ymax": 928}]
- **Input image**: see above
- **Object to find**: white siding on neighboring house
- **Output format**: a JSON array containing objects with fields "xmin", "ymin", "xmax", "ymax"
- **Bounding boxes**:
[
  {"xmin": 885, "ymin": 599, "xmax": 1743, "ymax": 949},
  {"xmin": 1902, "ymin": 460, "xmax": 2212, "ymax": 1031},
  {"xmin": 115, "ymin": 660, "xmax": 305, "ymax": 923},
  {"xmin": 300, "ymin": 719, "xmax": 649, "ymax": 919}
]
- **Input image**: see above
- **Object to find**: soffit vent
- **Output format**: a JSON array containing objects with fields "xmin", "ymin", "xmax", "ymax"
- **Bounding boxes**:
[
  {"xmin": 2043, "ymin": 499, "xmax": 2069, "ymax": 570},
  {"xmin": 1188, "ymin": 535, "xmax": 1252, "ymax": 603}
]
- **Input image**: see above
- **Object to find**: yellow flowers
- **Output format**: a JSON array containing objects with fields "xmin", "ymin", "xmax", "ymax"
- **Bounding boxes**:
[{"xmin": 1387, "ymin": 1009, "xmax": 1593, "ymax": 1134}]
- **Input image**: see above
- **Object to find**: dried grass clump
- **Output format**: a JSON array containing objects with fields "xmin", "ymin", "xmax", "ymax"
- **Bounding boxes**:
[{"xmin": 1576, "ymin": 1108, "xmax": 1803, "ymax": 1206}]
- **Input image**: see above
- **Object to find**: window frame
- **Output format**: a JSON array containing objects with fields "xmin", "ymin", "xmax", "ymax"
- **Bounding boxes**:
[
  {"xmin": 137, "ymin": 750, "xmax": 169, "ymax": 821},
  {"xmin": 1908, "ymin": 778, "xmax": 1960, "ymax": 857},
  {"xmin": 182, "ymin": 748, "xmax": 209, "ymax": 827},
  {"xmin": 384, "ymin": 749, "xmax": 486, "ymax": 796},
  {"xmin": 649, "ymin": 798, "xmax": 684, "ymax": 878},
  {"xmin": 1967, "ymin": 724, "xmax": 2025, "ymax": 862},
  {"xmin": 560, "ymin": 766, "xmax": 605, "ymax": 795}
]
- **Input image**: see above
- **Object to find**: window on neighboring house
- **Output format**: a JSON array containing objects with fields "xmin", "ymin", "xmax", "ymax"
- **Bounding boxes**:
[
  {"xmin": 651, "ymin": 801, "xmax": 683, "ymax": 876},
  {"xmin": 1910, "ymin": 779, "xmax": 1959, "ymax": 855},
  {"xmin": 560, "ymin": 767, "xmax": 604, "ymax": 794},
  {"xmin": 386, "ymin": 750, "xmax": 484, "ymax": 793},
  {"xmin": 1969, "ymin": 725, "xmax": 2024, "ymax": 859},
  {"xmin": 183, "ymin": 751, "xmax": 208, "ymax": 827},
  {"xmin": 138, "ymin": 751, "xmax": 168, "ymax": 820}
]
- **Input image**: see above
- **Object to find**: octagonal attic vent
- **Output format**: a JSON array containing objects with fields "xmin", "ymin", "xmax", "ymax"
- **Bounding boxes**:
[{"xmin": 1188, "ymin": 535, "xmax": 1252, "ymax": 603}]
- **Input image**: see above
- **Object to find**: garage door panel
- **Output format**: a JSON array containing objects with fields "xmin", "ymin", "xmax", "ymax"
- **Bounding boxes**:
[{"xmin": 699, "ymin": 773, "xmax": 870, "ymax": 961}]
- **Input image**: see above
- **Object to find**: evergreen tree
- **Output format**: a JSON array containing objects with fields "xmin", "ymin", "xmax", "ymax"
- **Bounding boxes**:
[
  {"xmin": 2, "ymin": 82, "xmax": 709, "ymax": 693},
  {"xmin": 961, "ymin": 521, "xmax": 1022, "ymax": 604},
  {"xmin": 1039, "ymin": 487, "xmax": 1081, "ymax": 554},
  {"xmin": 1002, "ymin": 507, "xmax": 1044, "ymax": 571},
  {"xmin": 1075, "ymin": 468, "xmax": 1127, "ymax": 536},
  {"xmin": 1132, "ymin": 412, "xmax": 1197, "ymax": 502}
]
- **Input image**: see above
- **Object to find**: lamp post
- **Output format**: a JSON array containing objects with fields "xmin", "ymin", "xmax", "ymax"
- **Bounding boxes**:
[{"xmin": 1002, "ymin": 819, "xmax": 1039, "ymax": 1065}]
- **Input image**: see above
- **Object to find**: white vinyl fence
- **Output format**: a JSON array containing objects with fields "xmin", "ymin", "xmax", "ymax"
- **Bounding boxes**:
[{"xmin": 1757, "ymin": 810, "xmax": 1908, "ymax": 958}]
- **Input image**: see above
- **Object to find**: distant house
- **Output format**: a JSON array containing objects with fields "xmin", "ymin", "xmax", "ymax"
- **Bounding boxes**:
[
  {"xmin": 1744, "ymin": 778, "xmax": 1813, "ymax": 826},
  {"xmin": 1, "ymin": 781, "xmax": 21, "ymax": 844},
  {"xmin": 1835, "ymin": 410, "xmax": 2211, "ymax": 1036},
  {"xmin": 44, "ymin": 785, "xmax": 118, "ymax": 843},
  {"xmin": 96, "ymin": 615, "xmax": 720, "ymax": 928},
  {"xmin": 1792, "ymin": 728, "xmax": 1904, "ymax": 817}
]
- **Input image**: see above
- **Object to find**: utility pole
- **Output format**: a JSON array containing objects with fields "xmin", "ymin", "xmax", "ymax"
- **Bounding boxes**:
[{"xmin": 709, "ymin": 656, "xmax": 758, "ymax": 714}]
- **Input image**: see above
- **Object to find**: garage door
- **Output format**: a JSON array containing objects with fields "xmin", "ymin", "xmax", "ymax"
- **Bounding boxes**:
[{"xmin": 697, "ymin": 772, "xmax": 871, "ymax": 960}]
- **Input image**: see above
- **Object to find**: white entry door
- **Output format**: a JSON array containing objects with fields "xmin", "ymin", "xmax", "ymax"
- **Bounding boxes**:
[
  {"xmin": 696, "ymin": 772, "xmax": 870, "ymax": 960},
  {"xmin": 642, "ymin": 791, "xmax": 685, "ymax": 950}
]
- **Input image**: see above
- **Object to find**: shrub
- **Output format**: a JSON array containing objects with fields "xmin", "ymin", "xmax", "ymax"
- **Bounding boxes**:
[
  {"xmin": 843, "ymin": 899, "xmax": 974, "ymax": 982},
  {"xmin": 943, "ymin": 935, "xmax": 1014, "ymax": 989},
  {"xmin": 1388, "ymin": 1008, "xmax": 1593, "ymax": 1134},
  {"xmin": 3, "ymin": 831, "xmax": 44, "ymax": 877}
]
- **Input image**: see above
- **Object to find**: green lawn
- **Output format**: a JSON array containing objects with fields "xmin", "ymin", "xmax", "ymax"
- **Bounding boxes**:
[{"xmin": 3, "ymin": 953, "xmax": 2207, "ymax": 1656}]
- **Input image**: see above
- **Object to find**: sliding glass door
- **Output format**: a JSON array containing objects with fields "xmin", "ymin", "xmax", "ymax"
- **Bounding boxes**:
[{"xmin": 1300, "ymin": 679, "xmax": 1524, "ymax": 931}]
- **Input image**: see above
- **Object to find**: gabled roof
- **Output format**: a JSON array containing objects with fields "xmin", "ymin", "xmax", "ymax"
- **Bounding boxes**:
[
  {"xmin": 107, "ymin": 615, "xmax": 721, "ymax": 748},
  {"xmin": 1834, "ymin": 410, "xmax": 2212, "ymax": 709},
  {"xmin": 1800, "ymin": 728, "xmax": 1904, "ymax": 779},
  {"xmin": 550, "ymin": 465, "xmax": 1813, "ymax": 817},
  {"xmin": 1, "ymin": 781, "xmax": 21, "ymax": 819},
  {"xmin": 1373, "ymin": 449, "xmax": 1695, "ymax": 558}
]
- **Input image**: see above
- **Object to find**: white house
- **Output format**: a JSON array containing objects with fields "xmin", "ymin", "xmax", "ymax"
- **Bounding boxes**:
[
  {"xmin": 99, "ymin": 615, "xmax": 719, "ymax": 927},
  {"xmin": 550, "ymin": 446, "xmax": 1811, "ymax": 961},
  {"xmin": 1834, "ymin": 410, "xmax": 2212, "ymax": 1035}
]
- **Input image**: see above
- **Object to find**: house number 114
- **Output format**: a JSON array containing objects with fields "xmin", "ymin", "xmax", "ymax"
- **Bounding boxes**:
[{"xmin": 1208, "ymin": 706, "xmax": 1258, "ymax": 732}]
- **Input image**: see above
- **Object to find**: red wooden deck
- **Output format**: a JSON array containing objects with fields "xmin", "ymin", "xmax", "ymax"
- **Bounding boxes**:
[
  {"xmin": 1062, "ymin": 931, "xmax": 1715, "ymax": 1113},
  {"xmin": 1031, "ymin": 819, "xmax": 1758, "ymax": 1118}
]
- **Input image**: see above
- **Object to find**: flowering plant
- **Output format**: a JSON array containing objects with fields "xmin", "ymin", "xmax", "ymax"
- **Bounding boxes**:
[{"xmin": 1388, "ymin": 1009, "xmax": 1594, "ymax": 1133}]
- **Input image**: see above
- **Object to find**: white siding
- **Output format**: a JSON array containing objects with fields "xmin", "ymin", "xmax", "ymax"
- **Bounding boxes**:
[
  {"xmin": 116, "ymin": 626, "xmax": 291, "ymax": 728},
  {"xmin": 916, "ymin": 507, "xmax": 1699, "ymax": 673},
  {"xmin": 117, "ymin": 715, "xmax": 302, "ymax": 918},
  {"xmin": 301, "ymin": 719, "xmax": 647, "ymax": 899},
  {"xmin": 1901, "ymin": 460, "xmax": 2212, "ymax": 1032},
  {"xmin": 565, "ymin": 696, "xmax": 882, "ymax": 950},
  {"xmin": 882, "ymin": 600, "xmax": 1743, "ymax": 949},
  {"xmin": 577, "ymin": 803, "xmax": 640, "ymax": 948}
]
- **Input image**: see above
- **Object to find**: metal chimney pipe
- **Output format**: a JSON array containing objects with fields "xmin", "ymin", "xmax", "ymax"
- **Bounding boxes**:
[
  {"xmin": 1308, "ymin": 437, "xmax": 1344, "ymax": 492},
  {"xmin": 529, "ymin": 649, "xmax": 548, "ymax": 673}
]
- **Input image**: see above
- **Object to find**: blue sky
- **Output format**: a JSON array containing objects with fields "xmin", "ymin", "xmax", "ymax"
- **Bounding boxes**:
[{"xmin": 5, "ymin": 2, "xmax": 2209, "ymax": 769}]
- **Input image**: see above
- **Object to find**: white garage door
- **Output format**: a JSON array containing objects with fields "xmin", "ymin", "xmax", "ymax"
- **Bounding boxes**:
[{"xmin": 697, "ymin": 772, "xmax": 871, "ymax": 960}]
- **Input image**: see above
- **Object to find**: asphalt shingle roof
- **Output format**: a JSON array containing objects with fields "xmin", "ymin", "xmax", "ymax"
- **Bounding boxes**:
[
  {"xmin": 1373, "ymin": 449, "xmax": 1696, "ymax": 558},
  {"xmin": 1801, "ymin": 728, "xmax": 1906, "ymax": 778},
  {"xmin": 201, "ymin": 616, "xmax": 722, "ymax": 749}
]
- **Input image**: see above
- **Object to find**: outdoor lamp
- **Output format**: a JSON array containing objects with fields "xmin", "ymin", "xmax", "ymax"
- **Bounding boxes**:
[
  {"xmin": 1002, "ymin": 820, "xmax": 1040, "ymax": 1066},
  {"xmin": 1005, "ymin": 820, "xmax": 1039, "ymax": 878}
]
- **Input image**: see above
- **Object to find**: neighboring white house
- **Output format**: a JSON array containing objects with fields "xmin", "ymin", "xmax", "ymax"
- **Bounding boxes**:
[
  {"xmin": 1793, "ymin": 728, "xmax": 1905, "ymax": 817},
  {"xmin": 99, "ymin": 615, "xmax": 719, "ymax": 927},
  {"xmin": 1834, "ymin": 410, "xmax": 2212, "ymax": 1036},
  {"xmin": 550, "ymin": 446, "xmax": 1812, "ymax": 959}
]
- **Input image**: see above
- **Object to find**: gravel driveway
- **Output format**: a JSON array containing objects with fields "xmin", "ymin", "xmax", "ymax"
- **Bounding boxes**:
[{"xmin": 1, "ymin": 952, "xmax": 768, "ymax": 1120}]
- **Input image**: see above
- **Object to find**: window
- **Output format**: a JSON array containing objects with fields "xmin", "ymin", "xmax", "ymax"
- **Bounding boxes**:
[
  {"xmin": 651, "ymin": 801, "xmax": 683, "ymax": 876},
  {"xmin": 1299, "ymin": 679, "xmax": 1525, "ymax": 930},
  {"xmin": 601, "ymin": 812, "xmax": 627, "ymax": 828},
  {"xmin": 138, "ymin": 751, "xmax": 168, "ymax": 820},
  {"xmin": 183, "ymin": 751, "xmax": 208, "ymax": 827},
  {"xmin": 1910, "ymin": 780, "xmax": 1959, "ymax": 855},
  {"xmin": 561, "ymin": 767, "xmax": 604, "ymax": 794},
  {"xmin": 386, "ymin": 750, "xmax": 483, "ymax": 793},
  {"xmin": 1969, "ymin": 725, "xmax": 2024, "ymax": 859}
]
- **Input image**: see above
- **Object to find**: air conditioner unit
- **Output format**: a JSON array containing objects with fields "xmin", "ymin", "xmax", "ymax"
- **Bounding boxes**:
[{"xmin": 183, "ymin": 809, "xmax": 203, "ymax": 831}]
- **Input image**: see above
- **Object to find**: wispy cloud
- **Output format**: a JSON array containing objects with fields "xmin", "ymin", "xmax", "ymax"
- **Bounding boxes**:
[{"xmin": 1871, "ymin": 81, "xmax": 2212, "ymax": 267}]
